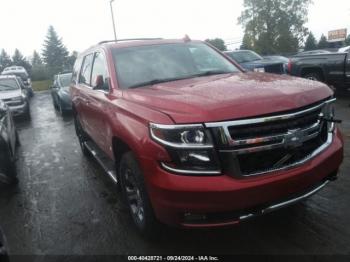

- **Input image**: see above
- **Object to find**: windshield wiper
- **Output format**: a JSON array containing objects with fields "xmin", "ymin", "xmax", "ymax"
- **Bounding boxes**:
[
  {"xmin": 128, "ymin": 76, "xmax": 192, "ymax": 89},
  {"xmin": 194, "ymin": 70, "xmax": 232, "ymax": 77}
]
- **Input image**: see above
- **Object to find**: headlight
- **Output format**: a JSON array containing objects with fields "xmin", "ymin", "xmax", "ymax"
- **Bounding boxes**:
[
  {"xmin": 150, "ymin": 123, "xmax": 221, "ymax": 175},
  {"xmin": 11, "ymin": 96, "xmax": 24, "ymax": 102}
]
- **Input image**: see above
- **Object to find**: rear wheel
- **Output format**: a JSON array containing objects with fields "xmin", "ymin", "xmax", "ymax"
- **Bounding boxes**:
[
  {"xmin": 0, "ymin": 147, "xmax": 18, "ymax": 185},
  {"xmin": 74, "ymin": 114, "xmax": 90, "ymax": 157},
  {"xmin": 119, "ymin": 152, "xmax": 161, "ymax": 238}
]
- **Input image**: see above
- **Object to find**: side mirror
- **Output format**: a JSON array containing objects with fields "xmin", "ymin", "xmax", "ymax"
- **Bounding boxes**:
[{"xmin": 93, "ymin": 75, "xmax": 104, "ymax": 90}]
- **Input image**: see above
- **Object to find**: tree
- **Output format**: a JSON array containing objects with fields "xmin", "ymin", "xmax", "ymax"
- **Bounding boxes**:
[
  {"xmin": 66, "ymin": 51, "xmax": 78, "ymax": 70},
  {"xmin": 32, "ymin": 50, "xmax": 43, "ymax": 66},
  {"xmin": 317, "ymin": 34, "xmax": 328, "ymax": 49},
  {"xmin": 238, "ymin": 0, "xmax": 311, "ymax": 54},
  {"xmin": 0, "ymin": 49, "xmax": 12, "ymax": 72},
  {"xmin": 345, "ymin": 35, "xmax": 350, "ymax": 46},
  {"xmin": 240, "ymin": 33, "xmax": 253, "ymax": 50},
  {"xmin": 12, "ymin": 49, "xmax": 32, "ymax": 74},
  {"xmin": 42, "ymin": 25, "xmax": 69, "ymax": 75},
  {"xmin": 205, "ymin": 38, "xmax": 227, "ymax": 51},
  {"xmin": 304, "ymin": 32, "xmax": 317, "ymax": 51}
]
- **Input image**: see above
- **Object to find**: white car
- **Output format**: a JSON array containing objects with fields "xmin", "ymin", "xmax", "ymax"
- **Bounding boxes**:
[
  {"xmin": 0, "ymin": 75, "xmax": 30, "ymax": 119},
  {"xmin": 338, "ymin": 46, "xmax": 350, "ymax": 53},
  {"xmin": 1, "ymin": 66, "xmax": 33, "ymax": 97}
]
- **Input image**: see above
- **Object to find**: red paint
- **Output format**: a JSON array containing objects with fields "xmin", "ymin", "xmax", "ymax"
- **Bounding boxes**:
[{"xmin": 71, "ymin": 39, "xmax": 343, "ymax": 227}]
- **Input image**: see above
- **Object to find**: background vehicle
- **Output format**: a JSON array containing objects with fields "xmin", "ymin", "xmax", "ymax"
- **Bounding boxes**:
[
  {"xmin": 289, "ymin": 49, "xmax": 350, "ymax": 91},
  {"xmin": 1, "ymin": 66, "xmax": 33, "ymax": 98},
  {"xmin": 338, "ymin": 46, "xmax": 350, "ymax": 53},
  {"xmin": 294, "ymin": 50, "xmax": 332, "ymax": 57},
  {"xmin": 0, "ymin": 76, "xmax": 30, "ymax": 119},
  {"xmin": 263, "ymin": 55, "xmax": 290, "ymax": 73},
  {"xmin": 50, "ymin": 72, "xmax": 73, "ymax": 115},
  {"xmin": 225, "ymin": 50, "xmax": 285, "ymax": 74},
  {"xmin": 0, "ymin": 100, "xmax": 19, "ymax": 185},
  {"xmin": 71, "ymin": 39, "xmax": 343, "ymax": 237}
]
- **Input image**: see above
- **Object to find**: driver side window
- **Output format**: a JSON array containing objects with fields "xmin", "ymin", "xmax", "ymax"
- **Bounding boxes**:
[{"xmin": 91, "ymin": 51, "xmax": 109, "ymax": 90}]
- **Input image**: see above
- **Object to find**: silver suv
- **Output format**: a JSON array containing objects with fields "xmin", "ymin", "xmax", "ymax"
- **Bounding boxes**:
[{"xmin": 0, "ymin": 75, "xmax": 30, "ymax": 119}]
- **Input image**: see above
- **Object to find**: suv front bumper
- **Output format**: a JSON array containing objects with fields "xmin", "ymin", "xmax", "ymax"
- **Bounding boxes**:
[{"xmin": 142, "ymin": 128, "xmax": 343, "ymax": 227}]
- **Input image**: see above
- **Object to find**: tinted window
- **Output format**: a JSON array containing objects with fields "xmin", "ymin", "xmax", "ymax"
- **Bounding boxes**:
[
  {"xmin": 113, "ymin": 43, "xmax": 239, "ymax": 89},
  {"xmin": 0, "ymin": 78, "xmax": 20, "ymax": 91},
  {"xmin": 79, "ymin": 54, "xmax": 94, "ymax": 85},
  {"xmin": 91, "ymin": 52, "xmax": 109, "ymax": 90},
  {"xmin": 72, "ymin": 57, "xmax": 82, "ymax": 84}
]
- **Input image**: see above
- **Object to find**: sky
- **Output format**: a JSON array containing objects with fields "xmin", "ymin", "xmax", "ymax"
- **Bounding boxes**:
[{"xmin": 0, "ymin": 0, "xmax": 349, "ymax": 57}]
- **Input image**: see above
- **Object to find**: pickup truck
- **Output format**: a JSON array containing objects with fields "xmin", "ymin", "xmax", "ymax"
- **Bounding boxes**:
[
  {"xmin": 289, "ymin": 50, "xmax": 350, "ymax": 91},
  {"xmin": 71, "ymin": 38, "xmax": 343, "ymax": 237}
]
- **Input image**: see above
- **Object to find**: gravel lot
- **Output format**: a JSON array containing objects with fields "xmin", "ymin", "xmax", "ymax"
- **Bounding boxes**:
[{"xmin": 0, "ymin": 91, "xmax": 349, "ymax": 256}]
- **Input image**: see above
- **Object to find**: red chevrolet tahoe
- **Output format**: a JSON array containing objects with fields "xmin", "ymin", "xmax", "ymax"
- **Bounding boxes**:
[{"xmin": 70, "ymin": 38, "xmax": 344, "ymax": 236}]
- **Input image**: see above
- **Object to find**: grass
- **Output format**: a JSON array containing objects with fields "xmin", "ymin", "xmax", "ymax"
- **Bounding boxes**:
[{"xmin": 32, "ymin": 80, "xmax": 52, "ymax": 92}]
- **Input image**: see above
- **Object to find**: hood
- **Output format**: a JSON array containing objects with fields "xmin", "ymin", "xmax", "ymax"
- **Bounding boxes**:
[
  {"xmin": 122, "ymin": 72, "xmax": 333, "ymax": 124},
  {"xmin": 0, "ymin": 89, "xmax": 22, "ymax": 100}
]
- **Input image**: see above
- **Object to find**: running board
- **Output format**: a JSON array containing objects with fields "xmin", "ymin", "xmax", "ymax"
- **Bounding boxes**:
[{"xmin": 84, "ymin": 141, "xmax": 118, "ymax": 184}]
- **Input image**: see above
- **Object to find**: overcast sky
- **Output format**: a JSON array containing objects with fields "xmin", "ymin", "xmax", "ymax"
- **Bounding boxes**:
[{"xmin": 0, "ymin": 0, "xmax": 349, "ymax": 57}]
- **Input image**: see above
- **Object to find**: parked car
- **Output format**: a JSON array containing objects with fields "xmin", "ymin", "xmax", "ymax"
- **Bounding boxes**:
[
  {"xmin": 71, "ymin": 38, "xmax": 343, "ymax": 237},
  {"xmin": 50, "ymin": 72, "xmax": 73, "ymax": 115},
  {"xmin": 224, "ymin": 50, "xmax": 285, "ymax": 74},
  {"xmin": 262, "ymin": 55, "xmax": 290, "ymax": 73},
  {"xmin": 294, "ymin": 50, "xmax": 332, "ymax": 57},
  {"xmin": 289, "ymin": 48, "xmax": 350, "ymax": 92},
  {"xmin": 0, "ymin": 100, "xmax": 19, "ymax": 185},
  {"xmin": 338, "ymin": 46, "xmax": 350, "ymax": 53},
  {"xmin": 1, "ymin": 66, "xmax": 33, "ymax": 98},
  {"xmin": 0, "ymin": 76, "xmax": 30, "ymax": 119}
]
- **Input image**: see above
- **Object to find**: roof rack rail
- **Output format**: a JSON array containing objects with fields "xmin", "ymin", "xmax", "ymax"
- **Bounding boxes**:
[{"xmin": 98, "ymin": 38, "xmax": 163, "ymax": 45}]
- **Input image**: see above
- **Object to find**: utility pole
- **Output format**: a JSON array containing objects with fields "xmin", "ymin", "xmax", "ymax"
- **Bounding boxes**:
[{"xmin": 110, "ymin": 0, "xmax": 117, "ymax": 40}]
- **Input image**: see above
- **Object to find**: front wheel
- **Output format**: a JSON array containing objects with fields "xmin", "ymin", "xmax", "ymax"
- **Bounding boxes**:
[
  {"xmin": 0, "ymin": 149, "xmax": 18, "ymax": 185},
  {"xmin": 119, "ymin": 152, "xmax": 161, "ymax": 238}
]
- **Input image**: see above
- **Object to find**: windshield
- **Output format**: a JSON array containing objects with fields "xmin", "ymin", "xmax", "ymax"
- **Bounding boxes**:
[
  {"xmin": 0, "ymin": 79, "xmax": 20, "ymax": 91},
  {"xmin": 1, "ymin": 71, "xmax": 28, "ymax": 80},
  {"xmin": 226, "ymin": 51, "xmax": 263, "ymax": 63},
  {"xmin": 113, "ymin": 42, "xmax": 239, "ymax": 89},
  {"xmin": 58, "ymin": 73, "xmax": 72, "ymax": 87}
]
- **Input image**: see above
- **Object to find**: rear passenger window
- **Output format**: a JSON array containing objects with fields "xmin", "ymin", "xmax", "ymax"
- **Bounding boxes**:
[
  {"xmin": 91, "ymin": 52, "xmax": 109, "ymax": 90},
  {"xmin": 79, "ymin": 54, "xmax": 94, "ymax": 85}
]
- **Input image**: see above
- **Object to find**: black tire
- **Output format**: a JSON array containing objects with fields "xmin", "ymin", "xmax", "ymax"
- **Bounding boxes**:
[
  {"xmin": 15, "ymin": 130, "xmax": 20, "ymax": 148},
  {"xmin": 58, "ymin": 100, "xmax": 66, "ymax": 116},
  {"xmin": 74, "ymin": 114, "xmax": 91, "ymax": 157},
  {"xmin": 0, "ymin": 148, "xmax": 18, "ymax": 186},
  {"xmin": 303, "ymin": 72, "xmax": 323, "ymax": 82},
  {"xmin": 23, "ymin": 105, "xmax": 31, "ymax": 121},
  {"xmin": 119, "ymin": 151, "xmax": 162, "ymax": 238}
]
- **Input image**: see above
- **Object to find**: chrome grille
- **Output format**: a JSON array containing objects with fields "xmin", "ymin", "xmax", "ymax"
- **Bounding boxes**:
[{"xmin": 205, "ymin": 98, "xmax": 336, "ymax": 177}]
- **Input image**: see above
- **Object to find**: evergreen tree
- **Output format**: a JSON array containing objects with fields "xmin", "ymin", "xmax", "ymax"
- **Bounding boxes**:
[
  {"xmin": 205, "ymin": 38, "xmax": 227, "ymax": 51},
  {"xmin": 238, "ymin": 0, "xmax": 311, "ymax": 54},
  {"xmin": 32, "ymin": 50, "xmax": 43, "ymax": 66},
  {"xmin": 317, "ymin": 34, "xmax": 328, "ymax": 49},
  {"xmin": 304, "ymin": 32, "xmax": 317, "ymax": 51},
  {"xmin": 42, "ymin": 25, "xmax": 69, "ymax": 75},
  {"xmin": 0, "ymin": 49, "xmax": 12, "ymax": 72},
  {"xmin": 345, "ymin": 35, "xmax": 350, "ymax": 46},
  {"xmin": 240, "ymin": 33, "xmax": 253, "ymax": 50}
]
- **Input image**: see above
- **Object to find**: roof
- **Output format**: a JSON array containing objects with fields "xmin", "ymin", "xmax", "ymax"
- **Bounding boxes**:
[
  {"xmin": 0, "ymin": 75, "xmax": 18, "ymax": 79},
  {"xmin": 81, "ymin": 38, "xmax": 203, "ymax": 55}
]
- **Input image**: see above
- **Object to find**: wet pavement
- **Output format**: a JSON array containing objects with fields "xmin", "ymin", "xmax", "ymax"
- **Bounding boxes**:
[{"xmin": 0, "ymin": 91, "xmax": 349, "ymax": 255}]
